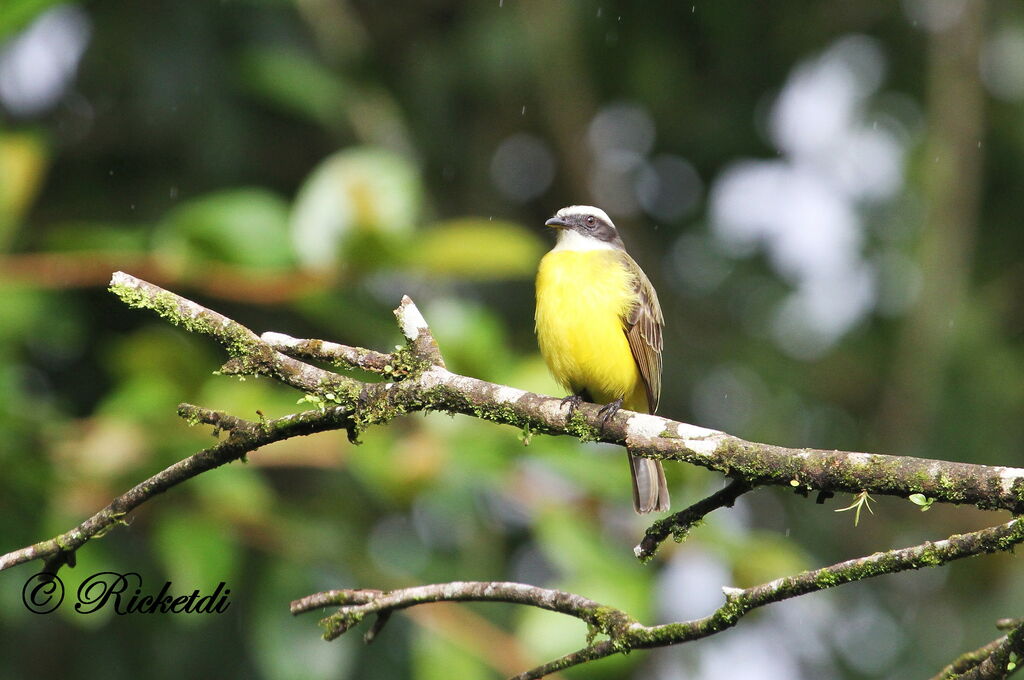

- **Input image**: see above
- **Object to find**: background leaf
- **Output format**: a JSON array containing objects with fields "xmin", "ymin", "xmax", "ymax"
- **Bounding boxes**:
[{"xmin": 416, "ymin": 218, "xmax": 545, "ymax": 279}]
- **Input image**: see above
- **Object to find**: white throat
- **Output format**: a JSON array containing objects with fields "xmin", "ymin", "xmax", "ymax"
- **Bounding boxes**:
[{"xmin": 551, "ymin": 228, "xmax": 616, "ymax": 253}]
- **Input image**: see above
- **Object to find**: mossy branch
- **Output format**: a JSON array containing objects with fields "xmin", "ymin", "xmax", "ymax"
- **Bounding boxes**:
[
  {"xmin": 635, "ymin": 478, "xmax": 752, "ymax": 561},
  {"xmin": 291, "ymin": 519, "xmax": 1024, "ymax": 680},
  {"xmin": 3, "ymin": 272, "xmax": 1024, "ymax": 679},
  {"xmin": 5, "ymin": 271, "xmax": 1024, "ymax": 569},
  {"xmin": 930, "ymin": 619, "xmax": 1024, "ymax": 679},
  {"xmin": 290, "ymin": 582, "xmax": 637, "ymax": 643}
]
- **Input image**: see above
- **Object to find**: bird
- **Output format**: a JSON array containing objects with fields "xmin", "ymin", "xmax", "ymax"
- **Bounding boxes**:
[{"xmin": 534, "ymin": 205, "xmax": 669, "ymax": 513}]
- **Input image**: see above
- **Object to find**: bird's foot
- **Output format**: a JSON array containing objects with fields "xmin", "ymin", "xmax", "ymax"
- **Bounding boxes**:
[
  {"xmin": 597, "ymin": 398, "xmax": 624, "ymax": 430},
  {"xmin": 560, "ymin": 394, "xmax": 584, "ymax": 418}
]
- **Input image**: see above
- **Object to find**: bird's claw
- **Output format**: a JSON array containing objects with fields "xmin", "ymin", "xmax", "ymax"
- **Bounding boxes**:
[
  {"xmin": 560, "ymin": 394, "xmax": 584, "ymax": 418},
  {"xmin": 597, "ymin": 398, "xmax": 623, "ymax": 430}
]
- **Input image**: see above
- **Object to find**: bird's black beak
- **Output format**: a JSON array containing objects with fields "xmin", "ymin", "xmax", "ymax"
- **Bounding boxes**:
[{"xmin": 544, "ymin": 217, "xmax": 568, "ymax": 228}]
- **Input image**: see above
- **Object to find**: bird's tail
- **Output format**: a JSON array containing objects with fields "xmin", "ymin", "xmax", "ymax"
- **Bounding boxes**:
[{"xmin": 628, "ymin": 452, "xmax": 670, "ymax": 514}]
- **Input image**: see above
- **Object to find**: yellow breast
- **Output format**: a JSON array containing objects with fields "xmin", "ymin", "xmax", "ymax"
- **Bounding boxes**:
[{"xmin": 535, "ymin": 249, "xmax": 647, "ymax": 411}]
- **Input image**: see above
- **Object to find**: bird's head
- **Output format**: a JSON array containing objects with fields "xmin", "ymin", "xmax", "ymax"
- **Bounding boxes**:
[{"xmin": 544, "ymin": 205, "xmax": 625, "ymax": 252}]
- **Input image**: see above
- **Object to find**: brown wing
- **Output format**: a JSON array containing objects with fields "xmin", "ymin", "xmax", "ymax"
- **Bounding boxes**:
[{"xmin": 621, "ymin": 253, "xmax": 664, "ymax": 414}]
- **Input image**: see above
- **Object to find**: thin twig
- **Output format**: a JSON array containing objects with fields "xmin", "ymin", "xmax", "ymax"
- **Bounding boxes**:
[
  {"xmin": 177, "ymin": 404, "xmax": 257, "ymax": 433},
  {"xmin": 261, "ymin": 332, "xmax": 394, "ymax": 372},
  {"xmin": 0, "ymin": 404, "xmax": 353, "ymax": 572},
  {"xmin": 291, "ymin": 581, "xmax": 637, "ymax": 641},
  {"xmin": 635, "ymin": 478, "xmax": 752, "ymax": 561}
]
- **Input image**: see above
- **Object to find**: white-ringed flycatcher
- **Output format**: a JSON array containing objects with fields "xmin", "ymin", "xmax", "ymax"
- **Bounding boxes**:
[{"xmin": 535, "ymin": 205, "xmax": 670, "ymax": 513}]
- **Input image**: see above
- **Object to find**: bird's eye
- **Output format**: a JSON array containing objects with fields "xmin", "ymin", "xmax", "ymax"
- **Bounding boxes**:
[{"xmin": 585, "ymin": 216, "xmax": 596, "ymax": 227}]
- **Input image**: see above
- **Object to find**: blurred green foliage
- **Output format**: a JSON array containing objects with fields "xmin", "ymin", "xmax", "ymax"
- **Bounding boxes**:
[{"xmin": 2, "ymin": 2, "xmax": 1024, "ymax": 679}]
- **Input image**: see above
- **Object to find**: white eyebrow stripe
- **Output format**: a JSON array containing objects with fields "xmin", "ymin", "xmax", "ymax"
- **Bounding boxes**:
[{"xmin": 556, "ymin": 205, "xmax": 613, "ymax": 225}]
